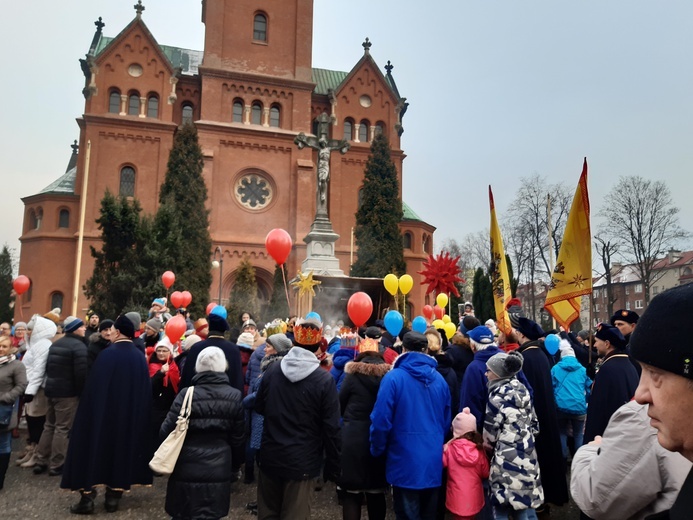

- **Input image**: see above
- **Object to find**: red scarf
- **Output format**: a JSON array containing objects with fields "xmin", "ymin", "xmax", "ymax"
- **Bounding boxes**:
[{"xmin": 149, "ymin": 354, "xmax": 180, "ymax": 394}]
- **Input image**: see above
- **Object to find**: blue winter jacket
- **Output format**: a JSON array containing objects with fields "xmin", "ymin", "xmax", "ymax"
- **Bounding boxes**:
[
  {"xmin": 460, "ymin": 345, "xmax": 534, "ymax": 432},
  {"xmin": 551, "ymin": 356, "xmax": 591, "ymax": 415},
  {"xmin": 330, "ymin": 348, "xmax": 358, "ymax": 391},
  {"xmin": 245, "ymin": 343, "xmax": 265, "ymax": 389},
  {"xmin": 369, "ymin": 351, "xmax": 451, "ymax": 489}
]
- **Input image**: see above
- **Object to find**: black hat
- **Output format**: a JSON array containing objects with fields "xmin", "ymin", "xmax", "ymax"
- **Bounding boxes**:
[
  {"xmin": 208, "ymin": 313, "xmax": 230, "ymax": 333},
  {"xmin": 459, "ymin": 315, "xmax": 480, "ymax": 335},
  {"xmin": 631, "ymin": 284, "xmax": 693, "ymax": 379},
  {"xmin": 98, "ymin": 319, "xmax": 114, "ymax": 332},
  {"xmin": 595, "ymin": 322, "xmax": 627, "ymax": 350},
  {"xmin": 610, "ymin": 309, "xmax": 639, "ymax": 326},
  {"xmin": 514, "ymin": 317, "xmax": 544, "ymax": 341},
  {"xmin": 114, "ymin": 314, "xmax": 135, "ymax": 339},
  {"xmin": 402, "ymin": 331, "xmax": 428, "ymax": 352},
  {"xmin": 365, "ymin": 326, "xmax": 382, "ymax": 339}
]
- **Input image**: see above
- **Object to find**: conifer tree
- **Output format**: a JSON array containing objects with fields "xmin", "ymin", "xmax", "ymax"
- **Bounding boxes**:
[
  {"xmin": 471, "ymin": 267, "xmax": 494, "ymax": 323},
  {"xmin": 351, "ymin": 133, "xmax": 406, "ymax": 277},
  {"xmin": 153, "ymin": 123, "xmax": 212, "ymax": 317},
  {"xmin": 226, "ymin": 257, "xmax": 260, "ymax": 324},
  {"xmin": 0, "ymin": 245, "xmax": 15, "ymax": 323},
  {"xmin": 266, "ymin": 264, "xmax": 289, "ymax": 321}
]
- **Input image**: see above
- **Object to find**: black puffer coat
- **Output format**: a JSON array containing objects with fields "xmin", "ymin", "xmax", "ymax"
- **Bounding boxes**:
[
  {"xmin": 44, "ymin": 333, "xmax": 88, "ymax": 398},
  {"xmin": 160, "ymin": 371, "xmax": 245, "ymax": 520},
  {"xmin": 434, "ymin": 353, "xmax": 459, "ymax": 425},
  {"xmin": 338, "ymin": 356, "xmax": 390, "ymax": 490}
]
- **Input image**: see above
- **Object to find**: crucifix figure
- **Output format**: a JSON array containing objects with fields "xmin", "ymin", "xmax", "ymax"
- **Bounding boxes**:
[{"xmin": 295, "ymin": 113, "xmax": 349, "ymax": 221}]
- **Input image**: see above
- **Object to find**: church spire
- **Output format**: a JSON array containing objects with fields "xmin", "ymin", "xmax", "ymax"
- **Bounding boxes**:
[
  {"xmin": 87, "ymin": 17, "xmax": 105, "ymax": 57},
  {"xmin": 362, "ymin": 37, "xmax": 372, "ymax": 55},
  {"xmin": 134, "ymin": 0, "xmax": 145, "ymax": 17}
]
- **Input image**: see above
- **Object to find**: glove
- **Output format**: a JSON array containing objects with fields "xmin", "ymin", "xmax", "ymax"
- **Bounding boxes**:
[{"xmin": 23, "ymin": 394, "xmax": 34, "ymax": 403}]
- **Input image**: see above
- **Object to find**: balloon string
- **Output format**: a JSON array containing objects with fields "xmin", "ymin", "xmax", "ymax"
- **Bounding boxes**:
[
  {"xmin": 281, "ymin": 265, "xmax": 291, "ymax": 315},
  {"xmin": 18, "ymin": 294, "xmax": 23, "ymax": 320}
]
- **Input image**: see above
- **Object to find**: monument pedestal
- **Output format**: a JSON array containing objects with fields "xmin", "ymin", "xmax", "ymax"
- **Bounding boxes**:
[{"xmin": 302, "ymin": 216, "xmax": 345, "ymax": 277}]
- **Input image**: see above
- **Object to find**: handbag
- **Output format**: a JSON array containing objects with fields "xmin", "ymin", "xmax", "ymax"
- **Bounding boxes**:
[
  {"xmin": 0, "ymin": 402, "xmax": 14, "ymax": 429},
  {"xmin": 149, "ymin": 386, "xmax": 195, "ymax": 475}
]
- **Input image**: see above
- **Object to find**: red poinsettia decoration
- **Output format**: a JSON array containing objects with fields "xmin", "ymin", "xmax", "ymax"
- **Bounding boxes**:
[{"xmin": 418, "ymin": 252, "xmax": 464, "ymax": 297}]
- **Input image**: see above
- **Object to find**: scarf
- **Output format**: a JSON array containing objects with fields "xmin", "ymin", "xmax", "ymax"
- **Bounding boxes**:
[
  {"xmin": 0, "ymin": 355, "xmax": 13, "ymax": 365},
  {"xmin": 148, "ymin": 354, "xmax": 180, "ymax": 394}
]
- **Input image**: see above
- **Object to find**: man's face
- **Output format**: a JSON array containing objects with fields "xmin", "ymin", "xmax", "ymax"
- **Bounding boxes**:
[
  {"xmin": 100, "ymin": 327, "xmax": 113, "ymax": 341},
  {"xmin": 244, "ymin": 325, "xmax": 256, "ymax": 334},
  {"xmin": 635, "ymin": 363, "xmax": 693, "ymax": 461},
  {"xmin": 0, "ymin": 323, "xmax": 10, "ymax": 336},
  {"xmin": 73, "ymin": 325, "xmax": 87, "ymax": 337},
  {"xmin": 146, "ymin": 326, "xmax": 158, "ymax": 337},
  {"xmin": 594, "ymin": 337, "xmax": 610, "ymax": 357},
  {"xmin": 613, "ymin": 320, "xmax": 636, "ymax": 337},
  {"xmin": 89, "ymin": 315, "xmax": 99, "ymax": 327}
]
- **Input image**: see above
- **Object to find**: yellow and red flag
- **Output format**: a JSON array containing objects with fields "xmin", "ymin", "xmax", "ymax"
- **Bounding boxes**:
[
  {"xmin": 545, "ymin": 158, "xmax": 592, "ymax": 330},
  {"xmin": 489, "ymin": 186, "xmax": 512, "ymax": 334}
]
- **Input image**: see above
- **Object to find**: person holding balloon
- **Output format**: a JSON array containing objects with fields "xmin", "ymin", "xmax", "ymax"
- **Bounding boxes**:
[{"xmin": 148, "ymin": 341, "xmax": 180, "ymax": 452}]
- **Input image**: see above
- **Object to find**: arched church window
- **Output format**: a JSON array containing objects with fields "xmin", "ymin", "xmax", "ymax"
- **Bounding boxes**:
[
  {"xmin": 235, "ymin": 172, "xmax": 273, "ymax": 210},
  {"xmin": 128, "ymin": 92, "xmax": 140, "ymax": 116},
  {"xmin": 253, "ymin": 13, "xmax": 268, "ymax": 42},
  {"xmin": 59, "ymin": 209, "xmax": 70, "ymax": 228},
  {"xmin": 403, "ymin": 232, "xmax": 413, "ymax": 250},
  {"xmin": 358, "ymin": 119, "xmax": 369, "ymax": 142},
  {"xmin": 375, "ymin": 121, "xmax": 385, "ymax": 136},
  {"xmin": 50, "ymin": 292, "xmax": 64, "ymax": 312},
  {"xmin": 182, "ymin": 103, "xmax": 194, "ymax": 125},
  {"xmin": 119, "ymin": 166, "xmax": 136, "ymax": 197},
  {"xmin": 109, "ymin": 90, "xmax": 121, "ymax": 113},
  {"xmin": 147, "ymin": 94, "xmax": 159, "ymax": 118},
  {"xmin": 344, "ymin": 119, "xmax": 354, "ymax": 140},
  {"xmin": 251, "ymin": 102, "xmax": 263, "ymax": 125},
  {"xmin": 269, "ymin": 105, "xmax": 281, "ymax": 128},
  {"xmin": 233, "ymin": 100, "xmax": 244, "ymax": 123}
]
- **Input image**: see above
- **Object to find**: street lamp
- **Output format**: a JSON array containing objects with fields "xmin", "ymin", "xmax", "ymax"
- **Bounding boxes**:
[{"xmin": 212, "ymin": 246, "xmax": 223, "ymax": 304}]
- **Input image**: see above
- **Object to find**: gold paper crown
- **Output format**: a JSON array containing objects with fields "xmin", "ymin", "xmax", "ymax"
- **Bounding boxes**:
[{"xmin": 294, "ymin": 322, "xmax": 323, "ymax": 345}]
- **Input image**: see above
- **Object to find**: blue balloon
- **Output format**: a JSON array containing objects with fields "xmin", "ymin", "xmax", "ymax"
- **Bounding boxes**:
[
  {"xmin": 544, "ymin": 333, "xmax": 560, "ymax": 355},
  {"xmin": 412, "ymin": 315, "xmax": 427, "ymax": 334},
  {"xmin": 210, "ymin": 305, "xmax": 228, "ymax": 320},
  {"xmin": 306, "ymin": 311, "xmax": 321, "ymax": 322},
  {"xmin": 384, "ymin": 310, "xmax": 404, "ymax": 337}
]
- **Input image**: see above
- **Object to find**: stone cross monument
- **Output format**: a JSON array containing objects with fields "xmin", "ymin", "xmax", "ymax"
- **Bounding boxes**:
[{"xmin": 294, "ymin": 113, "xmax": 350, "ymax": 276}]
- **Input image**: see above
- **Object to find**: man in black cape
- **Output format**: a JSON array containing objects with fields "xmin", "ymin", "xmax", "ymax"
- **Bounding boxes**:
[
  {"xmin": 61, "ymin": 314, "xmax": 153, "ymax": 514},
  {"xmin": 513, "ymin": 316, "xmax": 570, "ymax": 508}
]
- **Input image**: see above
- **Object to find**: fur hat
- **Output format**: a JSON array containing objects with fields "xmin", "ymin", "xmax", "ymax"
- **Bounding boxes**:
[
  {"xmin": 514, "ymin": 317, "xmax": 544, "ymax": 341},
  {"xmin": 208, "ymin": 313, "xmax": 230, "ymax": 333},
  {"xmin": 595, "ymin": 322, "xmax": 626, "ymax": 350},
  {"xmin": 468, "ymin": 326, "xmax": 494, "ymax": 345},
  {"xmin": 452, "ymin": 407, "xmax": 478, "ymax": 438},
  {"xmin": 195, "ymin": 346, "xmax": 227, "ymax": 373},
  {"xmin": 402, "ymin": 331, "xmax": 428, "ymax": 352},
  {"xmin": 266, "ymin": 333, "xmax": 293, "ymax": 354},
  {"xmin": 610, "ymin": 309, "xmax": 639, "ymax": 326},
  {"xmin": 181, "ymin": 334, "xmax": 202, "ymax": 352},
  {"xmin": 63, "ymin": 316, "xmax": 84, "ymax": 334},
  {"xmin": 146, "ymin": 318, "xmax": 163, "ymax": 333},
  {"xmin": 487, "ymin": 350, "xmax": 524, "ymax": 378},
  {"xmin": 237, "ymin": 332, "xmax": 255, "ymax": 348},
  {"xmin": 114, "ymin": 314, "xmax": 136, "ymax": 338},
  {"xmin": 630, "ymin": 284, "xmax": 693, "ymax": 379}
]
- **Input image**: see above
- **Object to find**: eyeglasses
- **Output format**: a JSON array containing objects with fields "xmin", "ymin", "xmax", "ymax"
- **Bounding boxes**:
[{"xmin": 0, "ymin": 327, "xmax": 10, "ymax": 331}]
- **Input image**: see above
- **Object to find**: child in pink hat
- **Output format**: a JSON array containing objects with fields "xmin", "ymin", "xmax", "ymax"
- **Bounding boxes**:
[{"xmin": 442, "ymin": 407, "xmax": 490, "ymax": 519}]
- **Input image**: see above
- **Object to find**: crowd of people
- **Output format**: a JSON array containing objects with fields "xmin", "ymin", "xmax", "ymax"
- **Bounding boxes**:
[{"xmin": 0, "ymin": 285, "xmax": 692, "ymax": 520}]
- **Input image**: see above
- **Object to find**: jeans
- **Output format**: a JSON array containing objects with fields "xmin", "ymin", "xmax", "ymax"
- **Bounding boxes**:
[
  {"xmin": 557, "ymin": 411, "xmax": 586, "ymax": 458},
  {"xmin": 492, "ymin": 506, "xmax": 538, "ymax": 520},
  {"xmin": 0, "ymin": 430, "xmax": 11, "ymax": 454},
  {"xmin": 392, "ymin": 486, "xmax": 439, "ymax": 520}
]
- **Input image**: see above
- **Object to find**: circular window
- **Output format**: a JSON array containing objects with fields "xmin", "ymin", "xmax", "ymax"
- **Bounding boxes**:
[
  {"xmin": 235, "ymin": 173, "xmax": 273, "ymax": 210},
  {"xmin": 359, "ymin": 95, "xmax": 372, "ymax": 108},
  {"xmin": 128, "ymin": 64, "xmax": 143, "ymax": 77}
]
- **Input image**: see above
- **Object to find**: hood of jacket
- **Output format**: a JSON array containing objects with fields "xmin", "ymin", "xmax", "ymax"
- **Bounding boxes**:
[
  {"xmin": 332, "ymin": 347, "xmax": 358, "ymax": 370},
  {"xmin": 29, "ymin": 316, "xmax": 58, "ymax": 346},
  {"xmin": 448, "ymin": 438, "xmax": 484, "ymax": 467},
  {"xmin": 557, "ymin": 355, "xmax": 582, "ymax": 372},
  {"xmin": 344, "ymin": 358, "xmax": 390, "ymax": 378},
  {"xmin": 392, "ymin": 351, "xmax": 439, "ymax": 385},
  {"xmin": 280, "ymin": 346, "xmax": 320, "ymax": 383},
  {"xmin": 487, "ymin": 376, "xmax": 531, "ymax": 409}
]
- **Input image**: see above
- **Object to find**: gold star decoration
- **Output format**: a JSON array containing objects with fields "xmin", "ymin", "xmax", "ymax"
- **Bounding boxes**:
[
  {"xmin": 291, "ymin": 270, "xmax": 321, "ymax": 297},
  {"xmin": 571, "ymin": 274, "xmax": 587, "ymax": 289}
]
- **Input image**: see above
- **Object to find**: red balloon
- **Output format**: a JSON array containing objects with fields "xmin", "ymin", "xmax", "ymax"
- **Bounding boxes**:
[
  {"xmin": 434, "ymin": 305, "xmax": 444, "ymax": 320},
  {"xmin": 347, "ymin": 292, "xmax": 373, "ymax": 328},
  {"xmin": 170, "ymin": 291, "xmax": 184, "ymax": 309},
  {"xmin": 206, "ymin": 302, "xmax": 218, "ymax": 316},
  {"xmin": 13, "ymin": 275, "xmax": 30, "ymax": 295},
  {"xmin": 422, "ymin": 305, "xmax": 434, "ymax": 320},
  {"xmin": 265, "ymin": 229, "xmax": 292, "ymax": 265},
  {"xmin": 165, "ymin": 315, "xmax": 187, "ymax": 343},
  {"xmin": 181, "ymin": 291, "xmax": 192, "ymax": 308},
  {"xmin": 162, "ymin": 271, "xmax": 175, "ymax": 289}
]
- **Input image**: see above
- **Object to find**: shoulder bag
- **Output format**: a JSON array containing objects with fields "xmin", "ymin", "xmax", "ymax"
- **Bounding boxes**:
[{"xmin": 149, "ymin": 385, "xmax": 195, "ymax": 475}]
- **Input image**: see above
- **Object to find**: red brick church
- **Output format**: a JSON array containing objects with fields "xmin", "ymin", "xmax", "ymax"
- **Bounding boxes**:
[{"xmin": 17, "ymin": 0, "xmax": 435, "ymax": 321}]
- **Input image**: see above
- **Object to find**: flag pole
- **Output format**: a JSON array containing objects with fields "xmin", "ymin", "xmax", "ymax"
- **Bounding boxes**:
[
  {"xmin": 547, "ymin": 193, "xmax": 556, "ymax": 330},
  {"xmin": 588, "ymin": 290, "xmax": 594, "ymax": 366}
]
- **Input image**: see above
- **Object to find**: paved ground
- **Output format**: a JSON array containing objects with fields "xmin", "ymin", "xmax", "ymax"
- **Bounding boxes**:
[{"xmin": 2, "ymin": 437, "xmax": 581, "ymax": 519}]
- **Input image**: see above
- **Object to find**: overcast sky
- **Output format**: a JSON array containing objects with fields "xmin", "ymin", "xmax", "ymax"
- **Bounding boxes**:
[{"xmin": 1, "ymin": 0, "xmax": 691, "ymax": 261}]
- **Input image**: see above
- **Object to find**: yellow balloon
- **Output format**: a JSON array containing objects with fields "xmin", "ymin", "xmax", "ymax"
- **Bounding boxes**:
[
  {"xmin": 444, "ymin": 322, "xmax": 457, "ymax": 339},
  {"xmin": 442, "ymin": 314, "xmax": 451, "ymax": 324},
  {"xmin": 436, "ymin": 293, "xmax": 449, "ymax": 309},
  {"xmin": 383, "ymin": 274, "xmax": 399, "ymax": 296},
  {"xmin": 398, "ymin": 274, "xmax": 414, "ymax": 295},
  {"xmin": 432, "ymin": 319, "xmax": 445, "ymax": 330}
]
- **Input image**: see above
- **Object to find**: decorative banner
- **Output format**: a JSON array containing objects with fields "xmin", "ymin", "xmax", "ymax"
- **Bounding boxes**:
[
  {"xmin": 347, "ymin": 292, "xmax": 373, "ymax": 327},
  {"xmin": 165, "ymin": 315, "xmax": 187, "ymax": 343},
  {"xmin": 13, "ymin": 275, "xmax": 30, "ymax": 295},
  {"xmin": 265, "ymin": 228, "xmax": 293, "ymax": 265},
  {"xmin": 436, "ymin": 293, "xmax": 448, "ymax": 309},
  {"xmin": 384, "ymin": 310, "xmax": 404, "ymax": 337},
  {"xmin": 398, "ymin": 274, "xmax": 413, "ymax": 295},
  {"xmin": 162, "ymin": 271, "xmax": 175, "ymax": 289},
  {"xmin": 489, "ymin": 186, "xmax": 513, "ymax": 335},
  {"xmin": 544, "ymin": 159, "xmax": 592, "ymax": 331},
  {"xmin": 383, "ymin": 274, "xmax": 399, "ymax": 296}
]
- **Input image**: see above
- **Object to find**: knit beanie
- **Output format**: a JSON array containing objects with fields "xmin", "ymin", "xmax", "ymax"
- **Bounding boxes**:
[
  {"xmin": 181, "ymin": 334, "xmax": 202, "ymax": 352},
  {"xmin": 99, "ymin": 319, "xmax": 114, "ymax": 332},
  {"xmin": 146, "ymin": 318, "xmax": 163, "ymax": 333},
  {"xmin": 196, "ymin": 346, "xmax": 227, "ymax": 373},
  {"xmin": 125, "ymin": 312, "xmax": 142, "ymax": 331},
  {"xmin": 266, "ymin": 333, "xmax": 293, "ymax": 354},
  {"xmin": 487, "ymin": 350, "xmax": 524, "ymax": 378},
  {"xmin": 14, "ymin": 321, "xmax": 27, "ymax": 331},
  {"xmin": 237, "ymin": 332, "xmax": 255, "ymax": 348},
  {"xmin": 559, "ymin": 339, "xmax": 576, "ymax": 358},
  {"xmin": 452, "ymin": 407, "xmax": 478, "ymax": 438},
  {"xmin": 43, "ymin": 308, "xmax": 61, "ymax": 325},
  {"xmin": 63, "ymin": 316, "xmax": 84, "ymax": 334},
  {"xmin": 631, "ymin": 283, "xmax": 693, "ymax": 379},
  {"xmin": 208, "ymin": 313, "xmax": 230, "ymax": 333}
]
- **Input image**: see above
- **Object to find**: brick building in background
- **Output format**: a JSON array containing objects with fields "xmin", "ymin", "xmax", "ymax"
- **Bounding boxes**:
[{"xmin": 17, "ymin": 0, "xmax": 434, "ymax": 320}]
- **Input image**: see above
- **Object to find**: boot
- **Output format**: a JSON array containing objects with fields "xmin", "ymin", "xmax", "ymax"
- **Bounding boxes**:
[
  {"xmin": 15, "ymin": 444, "xmax": 35, "ymax": 465},
  {"xmin": 0, "ymin": 453, "xmax": 10, "ymax": 490},
  {"xmin": 104, "ymin": 487, "xmax": 122, "ymax": 513},
  {"xmin": 20, "ymin": 452, "xmax": 38, "ymax": 468},
  {"xmin": 70, "ymin": 489, "xmax": 96, "ymax": 515}
]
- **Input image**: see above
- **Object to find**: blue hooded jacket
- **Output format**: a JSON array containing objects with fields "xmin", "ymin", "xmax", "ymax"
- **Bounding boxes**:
[
  {"xmin": 330, "ymin": 347, "xmax": 358, "ymax": 391},
  {"xmin": 551, "ymin": 355, "xmax": 592, "ymax": 415},
  {"xmin": 369, "ymin": 351, "xmax": 451, "ymax": 489}
]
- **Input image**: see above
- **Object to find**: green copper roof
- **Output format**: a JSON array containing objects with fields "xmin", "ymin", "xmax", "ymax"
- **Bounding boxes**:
[
  {"xmin": 40, "ymin": 167, "xmax": 76, "ymax": 195},
  {"xmin": 95, "ymin": 36, "xmax": 203, "ymax": 76},
  {"xmin": 402, "ymin": 201, "xmax": 422, "ymax": 222},
  {"xmin": 312, "ymin": 68, "xmax": 348, "ymax": 95}
]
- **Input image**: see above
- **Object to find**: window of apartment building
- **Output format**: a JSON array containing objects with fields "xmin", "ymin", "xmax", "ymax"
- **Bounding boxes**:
[
  {"xmin": 626, "ymin": 301, "xmax": 631, "ymax": 310},
  {"xmin": 594, "ymin": 304, "xmax": 600, "ymax": 312},
  {"xmin": 653, "ymin": 285, "xmax": 659, "ymax": 295},
  {"xmin": 625, "ymin": 285, "xmax": 630, "ymax": 295},
  {"xmin": 635, "ymin": 300, "xmax": 643, "ymax": 309},
  {"xmin": 635, "ymin": 283, "xmax": 643, "ymax": 293}
]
